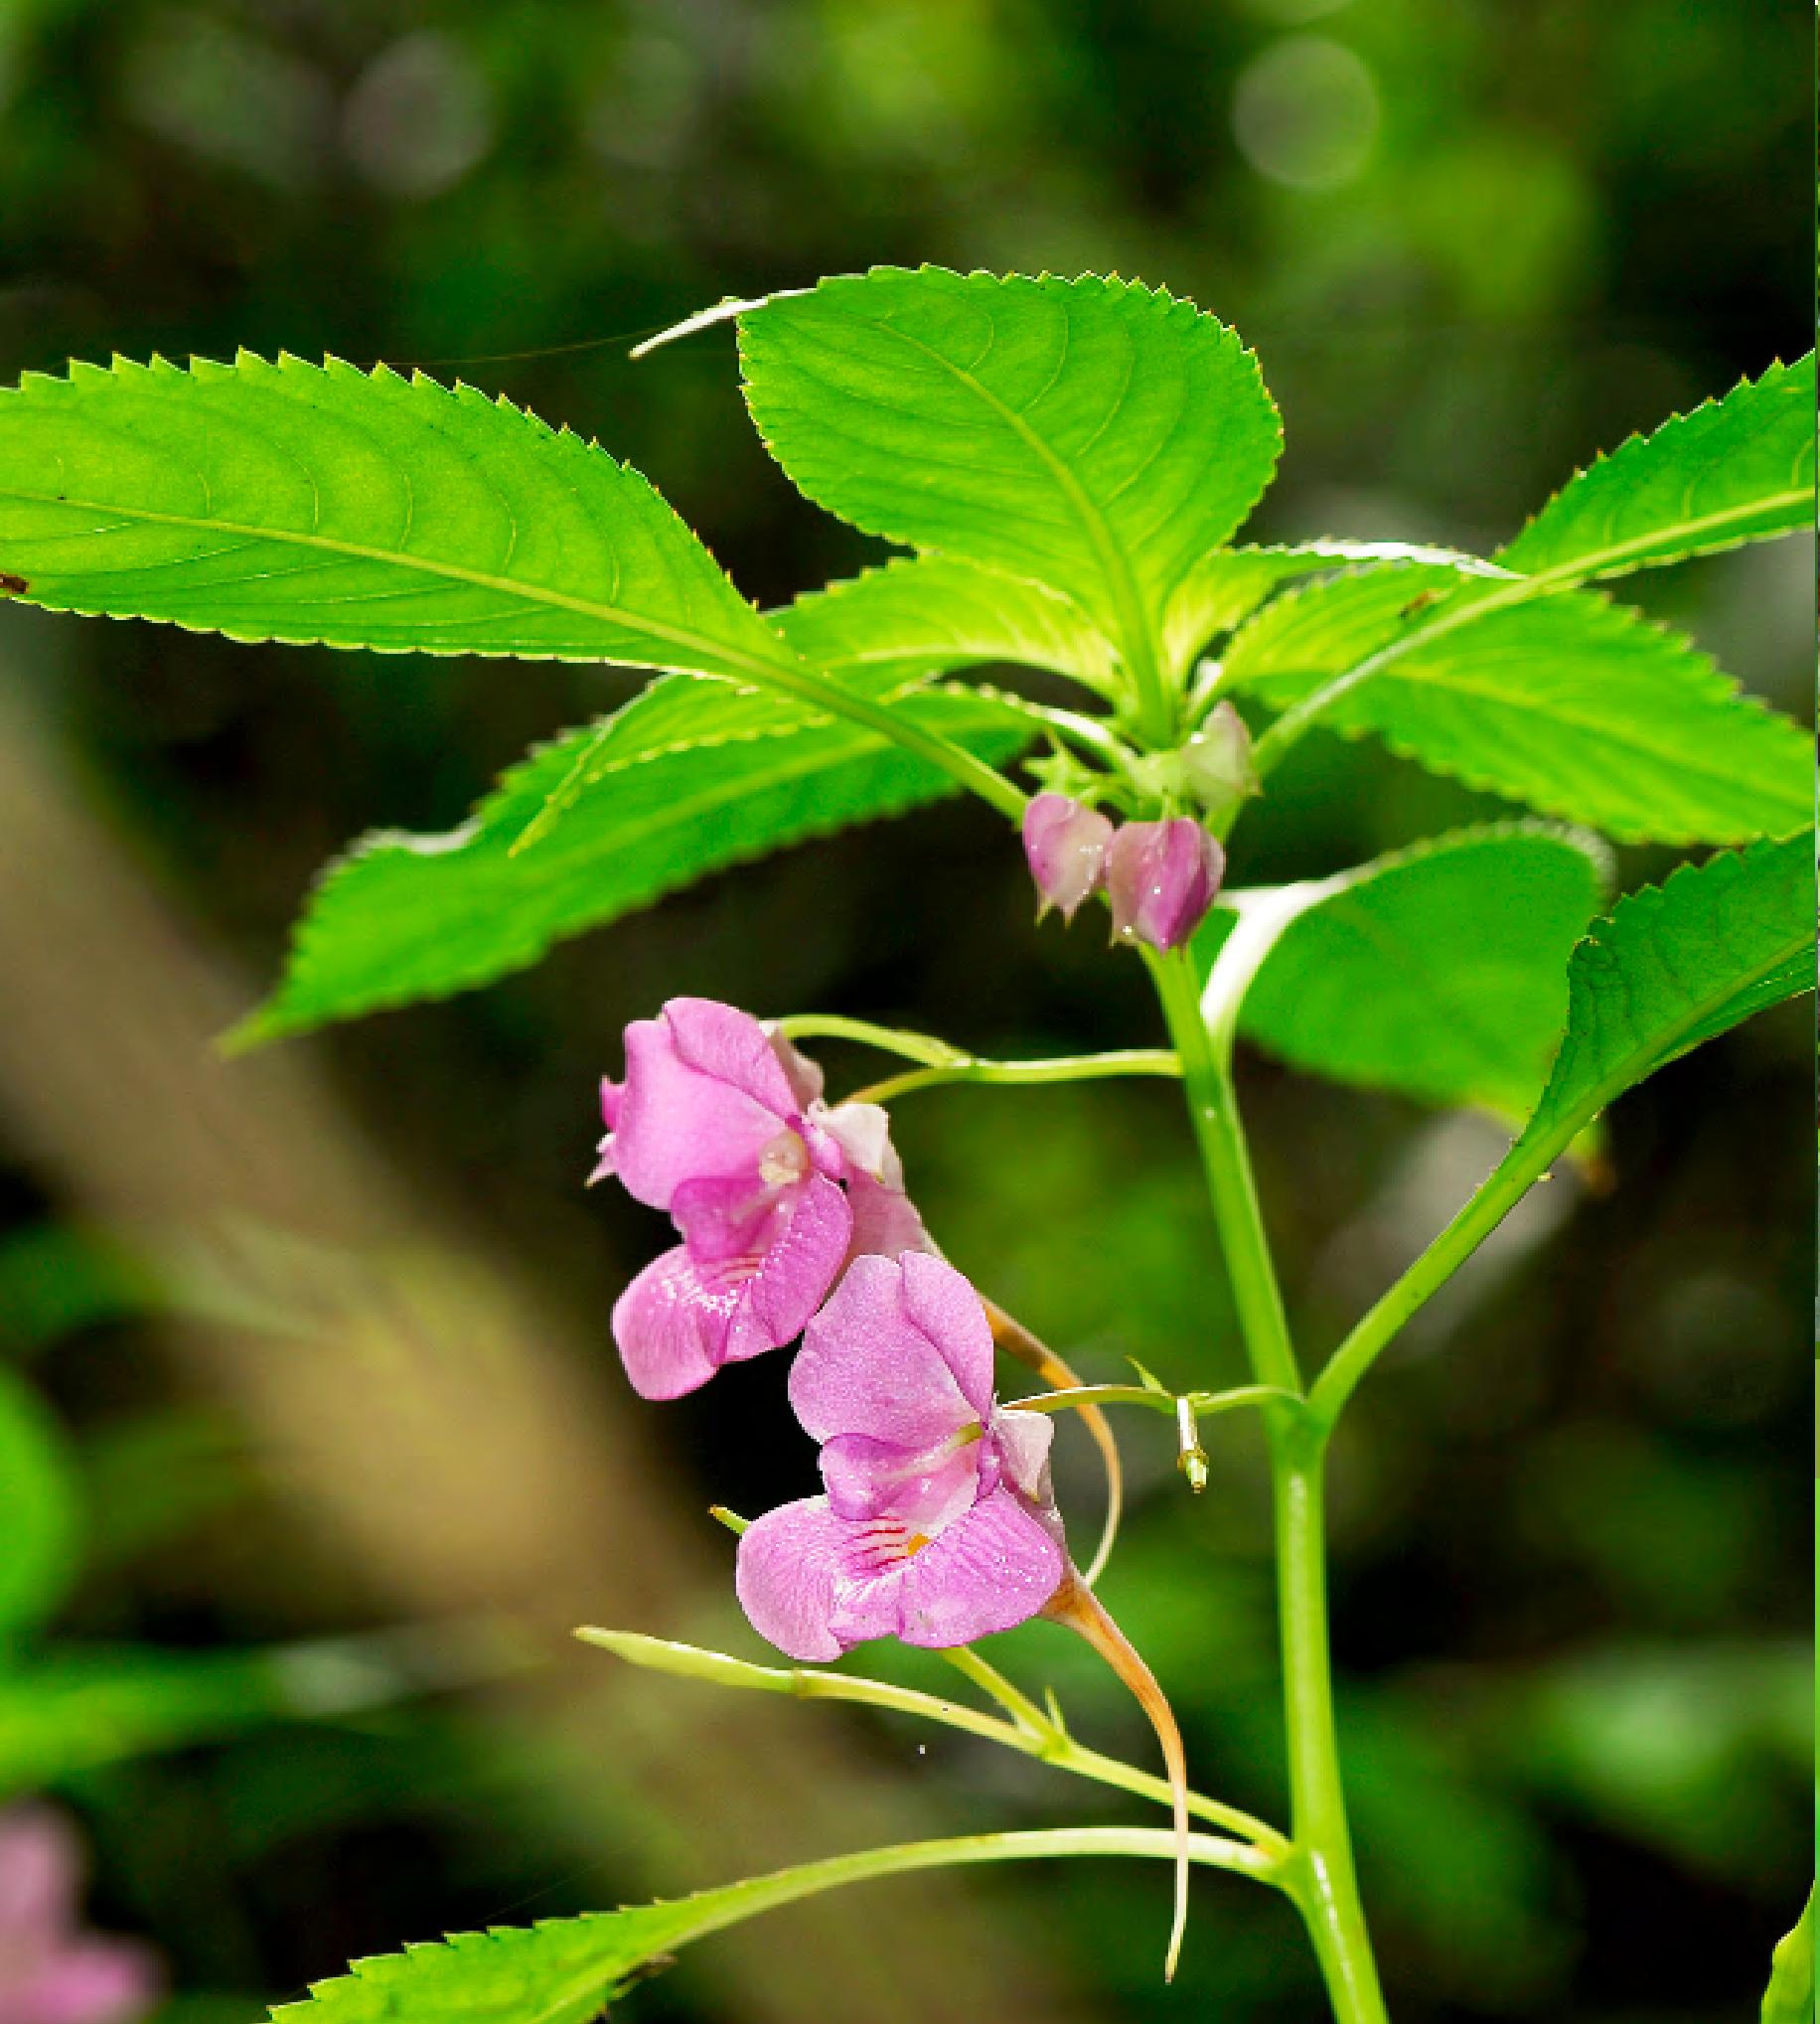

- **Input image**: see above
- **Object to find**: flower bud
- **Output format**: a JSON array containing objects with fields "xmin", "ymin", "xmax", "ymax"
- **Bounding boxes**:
[
  {"xmin": 1106, "ymin": 819, "xmax": 1224, "ymax": 951},
  {"xmin": 1022, "ymin": 793, "xmax": 1115, "ymax": 923},
  {"xmin": 1181, "ymin": 702, "xmax": 1258, "ymax": 819}
]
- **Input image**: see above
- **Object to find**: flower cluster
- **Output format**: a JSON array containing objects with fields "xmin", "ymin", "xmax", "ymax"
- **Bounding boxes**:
[
  {"xmin": 0, "ymin": 1808, "xmax": 158, "ymax": 2024},
  {"xmin": 592, "ymin": 995, "xmax": 1192, "ymax": 1975},
  {"xmin": 1022, "ymin": 797, "xmax": 1224, "ymax": 951},
  {"xmin": 592, "ymin": 999, "xmax": 1068, "ymax": 1654}
]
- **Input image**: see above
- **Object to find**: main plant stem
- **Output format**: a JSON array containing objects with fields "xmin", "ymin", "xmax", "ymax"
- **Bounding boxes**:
[{"xmin": 1149, "ymin": 949, "xmax": 1389, "ymax": 2024}]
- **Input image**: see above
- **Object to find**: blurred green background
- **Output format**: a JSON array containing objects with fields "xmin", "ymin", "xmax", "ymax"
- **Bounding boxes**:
[{"xmin": 0, "ymin": 2, "xmax": 1810, "ymax": 2020}]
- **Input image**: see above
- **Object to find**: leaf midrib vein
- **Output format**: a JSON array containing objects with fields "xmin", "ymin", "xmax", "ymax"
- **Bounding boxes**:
[{"xmin": 0, "ymin": 484, "xmax": 793, "ymax": 681}]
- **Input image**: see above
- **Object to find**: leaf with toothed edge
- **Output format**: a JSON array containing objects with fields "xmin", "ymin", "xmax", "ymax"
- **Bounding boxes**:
[
  {"xmin": 777, "ymin": 552, "xmax": 1121, "ymax": 693},
  {"xmin": 1516, "ymin": 831, "xmax": 1814, "ymax": 1157},
  {"xmin": 736, "ymin": 267, "xmax": 1283, "ymax": 687},
  {"xmin": 0, "ymin": 351, "xmax": 795, "ymax": 679},
  {"xmin": 1223, "ymin": 570, "xmax": 1810, "ymax": 844},
  {"xmin": 233, "ymin": 665, "xmax": 1031, "ymax": 1046},
  {"xmin": 1496, "ymin": 354, "xmax": 1816, "ymax": 583},
  {"xmin": 1160, "ymin": 540, "xmax": 1512, "ymax": 681},
  {"xmin": 261, "ymin": 1829, "xmax": 1224, "ymax": 2023}
]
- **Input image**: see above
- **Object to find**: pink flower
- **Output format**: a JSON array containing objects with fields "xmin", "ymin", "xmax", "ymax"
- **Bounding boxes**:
[
  {"xmin": 595, "ymin": 1000, "xmax": 926, "ymax": 1399},
  {"xmin": 0, "ymin": 1808, "xmax": 159, "ymax": 2024},
  {"xmin": 1105, "ymin": 818, "xmax": 1224, "ymax": 951},
  {"xmin": 735, "ymin": 1253, "xmax": 1068, "ymax": 1658},
  {"xmin": 1022, "ymin": 794, "xmax": 1114, "ymax": 923}
]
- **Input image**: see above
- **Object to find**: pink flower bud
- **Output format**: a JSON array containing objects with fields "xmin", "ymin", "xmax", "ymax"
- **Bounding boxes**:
[
  {"xmin": 1021, "ymin": 794, "xmax": 1114, "ymax": 923},
  {"xmin": 1106, "ymin": 819, "xmax": 1224, "ymax": 951}
]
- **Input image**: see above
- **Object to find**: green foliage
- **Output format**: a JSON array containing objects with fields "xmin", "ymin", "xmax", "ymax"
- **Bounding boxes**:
[
  {"xmin": 1761, "ymin": 1888, "xmax": 1815, "ymax": 2024},
  {"xmin": 783, "ymin": 553, "xmax": 1119, "ymax": 692},
  {"xmin": 1160, "ymin": 542, "xmax": 1507, "ymax": 684},
  {"xmin": 1497, "ymin": 354, "xmax": 1817, "ymax": 582},
  {"xmin": 239, "ymin": 669, "xmax": 1029, "ymax": 1043},
  {"xmin": 0, "ymin": 1635, "xmax": 495, "ymax": 1796},
  {"xmin": 0, "ymin": 353, "xmax": 793, "ymax": 680},
  {"xmin": 738, "ymin": 267, "xmax": 1282, "ymax": 694},
  {"xmin": 1229, "ymin": 826, "xmax": 1609, "ymax": 1122},
  {"xmin": 1519, "ymin": 832, "xmax": 1813, "ymax": 1154},
  {"xmin": 1226, "ymin": 575, "xmax": 1809, "ymax": 843},
  {"xmin": 0, "ymin": 1364, "xmax": 81, "ymax": 1641}
]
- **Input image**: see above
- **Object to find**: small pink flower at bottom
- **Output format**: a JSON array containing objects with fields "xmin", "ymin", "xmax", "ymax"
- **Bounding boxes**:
[
  {"xmin": 594, "ymin": 1000, "xmax": 927, "ymax": 1400},
  {"xmin": 0, "ymin": 1808, "xmax": 159, "ymax": 2024},
  {"xmin": 1022, "ymin": 794, "xmax": 1115, "ymax": 924},
  {"xmin": 735, "ymin": 1253, "xmax": 1067, "ymax": 1657},
  {"xmin": 1106, "ymin": 818, "xmax": 1224, "ymax": 951}
]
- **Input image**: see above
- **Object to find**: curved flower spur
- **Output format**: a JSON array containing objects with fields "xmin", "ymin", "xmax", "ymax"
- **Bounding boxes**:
[{"xmin": 735, "ymin": 1254, "xmax": 1193, "ymax": 1979}]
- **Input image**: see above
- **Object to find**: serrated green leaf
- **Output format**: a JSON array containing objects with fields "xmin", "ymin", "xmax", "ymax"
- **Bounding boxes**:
[
  {"xmin": 1226, "ymin": 573, "xmax": 1809, "ymax": 844},
  {"xmin": 238, "ymin": 670, "xmax": 1030, "ymax": 1043},
  {"xmin": 0, "ymin": 1365, "xmax": 81, "ymax": 1642},
  {"xmin": 738, "ymin": 266, "xmax": 1282, "ymax": 703},
  {"xmin": 1163, "ymin": 542, "xmax": 1510, "ymax": 682},
  {"xmin": 781, "ymin": 553, "xmax": 1119, "ymax": 692},
  {"xmin": 1520, "ymin": 832, "xmax": 1813, "ymax": 1156},
  {"xmin": 1228, "ymin": 827, "xmax": 1609, "ymax": 1121},
  {"xmin": 262, "ymin": 1826, "xmax": 1219, "ymax": 2024},
  {"xmin": 0, "ymin": 352, "xmax": 795, "ymax": 681},
  {"xmin": 1311, "ymin": 832, "xmax": 1815, "ymax": 1427},
  {"xmin": 1761, "ymin": 1887, "xmax": 1815, "ymax": 2024},
  {"xmin": 1497, "ymin": 354, "xmax": 1816, "ymax": 583}
]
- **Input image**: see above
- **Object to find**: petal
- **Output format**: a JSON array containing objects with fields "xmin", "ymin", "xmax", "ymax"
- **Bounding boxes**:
[
  {"xmin": 664, "ymin": 998, "xmax": 804, "ymax": 1115},
  {"xmin": 767, "ymin": 1027, "xmax": 826, "ymax": 1110},
  {"xmin": 790, "ymin": 1254, "xmax": 978, "ymax": 1448},
  {"xmin": 5, "ymin": 1941, "xmax": 161, "ymax": 2024},
  {"xmin": 842, "ymin": 1167, "xmax": 930, "ymax": 1262},
  {"xmin": 722, "ymin": 1175, "xmax": 853, "ymax": 1362},
  {"xmin": 898, "ymin": 1252, "xmax": 995, "ymax": 1419},
  {"xmin": 820, "ymin": 1431, "xmax": 986, "ymax": 1533},
  {"xmin": 671, "ymin": 1171, "xmax": 789, "ymax": 1264},
  {"xmin": 734, "ymin": 1497, "xmax": 848, "ymax": 1660},
  {"xmin": 0, "ymin": 1806, "xmax": 78, "ymax": 1936},
  {"xmin": 814, "ymin": 1101, "xmax": 901, "ymax": 1187},
  {"xmin": 607, "ymin": 1003, "xmax": 791, "ymax": 1210},
  {"xmin": 825, "ymin": 1555, "xmax": 913, "ymax": 1649},
  {"xmin": 610, "ymin": 1246, "xmax": 735, "ymax": 1399},
  {"xmin": 990, "ymin": 1408, "xmax": 1057, "ymax": 1503},
  {"xmin": 894, "ymin": 1488, "xmax": 1068, "ymax": 1647}
]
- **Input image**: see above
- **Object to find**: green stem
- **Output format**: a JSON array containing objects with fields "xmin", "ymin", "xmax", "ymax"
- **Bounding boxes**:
[
  {"xmin": 631, "ymin": 1823, "xmax": 1285, "ymax": 1956},
  {"xmin": 771, "ymin": 1012, "xmax": 971, "ymax": 1068},
  {"xmin": 1307, "ymin": 1130, "xmax": 1556, "ymax": 1432},
  {"xmin": 1274, "ymin": 1424, "xmax": 1389, "ymax": 2024},
  {"xmin": 1008, "ymin": 1382, "xmax": 1294, "ymax": 1419},
  {"xmin": 742, "ymin": 651, "xmax": 1030, "ymax": 822},
  {"xmin": 850, "ymin": 1048, "xmax": 1181, "ymax": 1106},
  {"xmin": 1145, "ymin": 949, "xmax": 1298, "ymax": 1397},
  {"xmin": 576, "ymin": 1628, "xmax": 1289, "ymax": 1858},
  {"xmin": 1145, "ymin": 945, "xmax": 1388, "ymax": 2023}
]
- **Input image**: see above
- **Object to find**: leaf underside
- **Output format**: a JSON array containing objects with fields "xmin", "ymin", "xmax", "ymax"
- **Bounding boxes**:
[{"xmin": 1227, "ymin": 826, "xmax": 1610, "ymax": 1121}]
